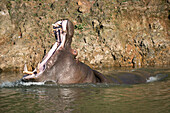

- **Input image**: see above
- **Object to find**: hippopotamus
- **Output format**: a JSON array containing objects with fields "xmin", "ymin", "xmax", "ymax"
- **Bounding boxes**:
[{"xmin": 21, "ymin": 19, "xmax": 165, "ymax": 84}]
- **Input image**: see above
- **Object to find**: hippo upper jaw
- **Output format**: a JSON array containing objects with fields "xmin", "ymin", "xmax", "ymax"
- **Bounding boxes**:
[{"xmin": 22, "ymin": 19, "xmax": 74, "ymax": 82}]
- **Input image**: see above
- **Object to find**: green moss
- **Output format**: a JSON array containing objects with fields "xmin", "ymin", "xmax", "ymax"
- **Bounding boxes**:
[
  {"xmin": 75, "ymin": 32, "xmax": 80, "ymax": 36},
  {"xmin": 75, "ymin": 23, "xmax": 87, "ymax": 31},
  {"xmin": 89, "ymin": 31, "xmax": 95, "ymax": 35},
  {"xmin": 15, "ymin": 0, "xmax": 21, "ymax": 3},
  {"xmin": 75, "ymin": 24, "xmax": 83, "ymax": 30},
  {"xmin": 34, "ymin": 37, "xmax": 38, "ymax": 39},
  {"xmin": 33, "ymin": 13, "xmax": 38, "ymax": 17},
  {"xmin": 6, "ymin": 1, "xmax": 12, "ymax": 16},
  {"xmin": 114, "ymin": 21, "xmax": 120, "ymax": 29},
  {"xmin": 6, "ymin": 1, "xmax": 12, "ymax": 9}
]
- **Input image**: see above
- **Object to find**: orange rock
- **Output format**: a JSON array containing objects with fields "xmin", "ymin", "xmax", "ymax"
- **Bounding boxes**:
[{"xmin": 78, "ymin": 0, "xmax": 82, "ymax": 6}]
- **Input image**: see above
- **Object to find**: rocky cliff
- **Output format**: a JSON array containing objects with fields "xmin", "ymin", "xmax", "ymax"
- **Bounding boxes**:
[{"xmin": 0, "ymin": 0, "xmax": 169, "ymax": 71}]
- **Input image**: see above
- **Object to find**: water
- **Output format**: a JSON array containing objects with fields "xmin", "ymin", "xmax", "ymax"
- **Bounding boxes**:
[{"xmin": 0, "ymin": 67, "xmax": 170, "ymax": 113}]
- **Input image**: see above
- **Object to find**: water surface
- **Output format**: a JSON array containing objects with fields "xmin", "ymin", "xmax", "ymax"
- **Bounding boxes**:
[{"xmin": 0, "ymin": 66, "xmax": 170, "ymax": 113}]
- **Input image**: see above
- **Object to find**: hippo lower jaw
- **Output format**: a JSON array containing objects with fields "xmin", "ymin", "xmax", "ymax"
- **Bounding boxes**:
[{"xmin": 22, "ymin": 20, "xmax": 68, "ymax": 81}]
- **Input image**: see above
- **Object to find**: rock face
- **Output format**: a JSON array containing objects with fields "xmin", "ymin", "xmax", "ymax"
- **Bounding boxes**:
[{"xmin": 0, "ymin": 0, "xmax": 169, "ymax": 71}]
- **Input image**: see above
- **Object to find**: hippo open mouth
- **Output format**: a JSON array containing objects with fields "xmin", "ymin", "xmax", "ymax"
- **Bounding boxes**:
[{"xmin": 22, "ymin": 20, "xmax": 68, "ymax": 81}]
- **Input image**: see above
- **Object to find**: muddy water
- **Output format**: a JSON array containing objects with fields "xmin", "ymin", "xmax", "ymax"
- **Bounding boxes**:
[{"xmin": 0, "ymin": 66, "xmax": 170, "ymax": 113}]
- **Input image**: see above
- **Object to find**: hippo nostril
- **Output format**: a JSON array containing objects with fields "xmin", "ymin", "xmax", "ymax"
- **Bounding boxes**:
[{"xmin": 74, "ymin": 50, "xmax": 76, "ymax": 53}]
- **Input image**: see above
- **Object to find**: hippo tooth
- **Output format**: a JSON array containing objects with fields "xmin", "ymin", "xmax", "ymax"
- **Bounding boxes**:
[
  {"xmin": 52, "ymin": 24, "xmax": 56, "ymax": 27},
  {"xmin": 24, "ymin": 64, "xmax": 28, "ymax": 72}
]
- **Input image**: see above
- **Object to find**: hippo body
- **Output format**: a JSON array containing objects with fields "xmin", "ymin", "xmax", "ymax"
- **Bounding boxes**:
[
  {"xmin": 39, "ymin": 50, "xmax": 97, "ymax": 84},
  {"xmin": 22, "ymin": 19, "xmax": 152, "ymax": 84}
]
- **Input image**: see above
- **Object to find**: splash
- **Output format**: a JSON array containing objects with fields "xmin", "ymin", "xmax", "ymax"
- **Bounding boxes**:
[
  {"xmin": 146, "ymin": 74, "xmax": 168, "ymax": 83},
  {"xmin": 20, "ymin": 81, "xmax": 45, "ymax": 86},
  {"xmin": 0, "ymin": 80, "xmax": 122, "ymax": 88},
  {"xmin": 0, "ymin": 80, "xmax": 45, "ymax": 88},
  {"xmin": 0, "ymin": 81, "xmax": 17, "ymax": 88}
]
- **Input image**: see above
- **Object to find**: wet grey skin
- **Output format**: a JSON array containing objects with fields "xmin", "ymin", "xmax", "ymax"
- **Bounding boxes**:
[{"xmin": 22, "ymin": 19, "xmax": 153, "ymax": 84}]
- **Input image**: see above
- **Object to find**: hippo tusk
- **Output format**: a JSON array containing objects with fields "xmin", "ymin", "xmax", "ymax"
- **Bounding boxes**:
[
  {"xmin": 23, "ymin": 71, "xmax": 34, "ymax": 75},
  {"xmin": 52, "ymin": 23, "xmax": 62, "ymax": 27},
  {"xmin": 23, "ymin": 64, "xmax": 35, "ymax": 75},
  {"xmin": 52, "ymin": 24, "xmax": 56, "ymax": 26},
  {"xmin": 24, "ymin": 64, "xmax": 28, "ymax": 71}
]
